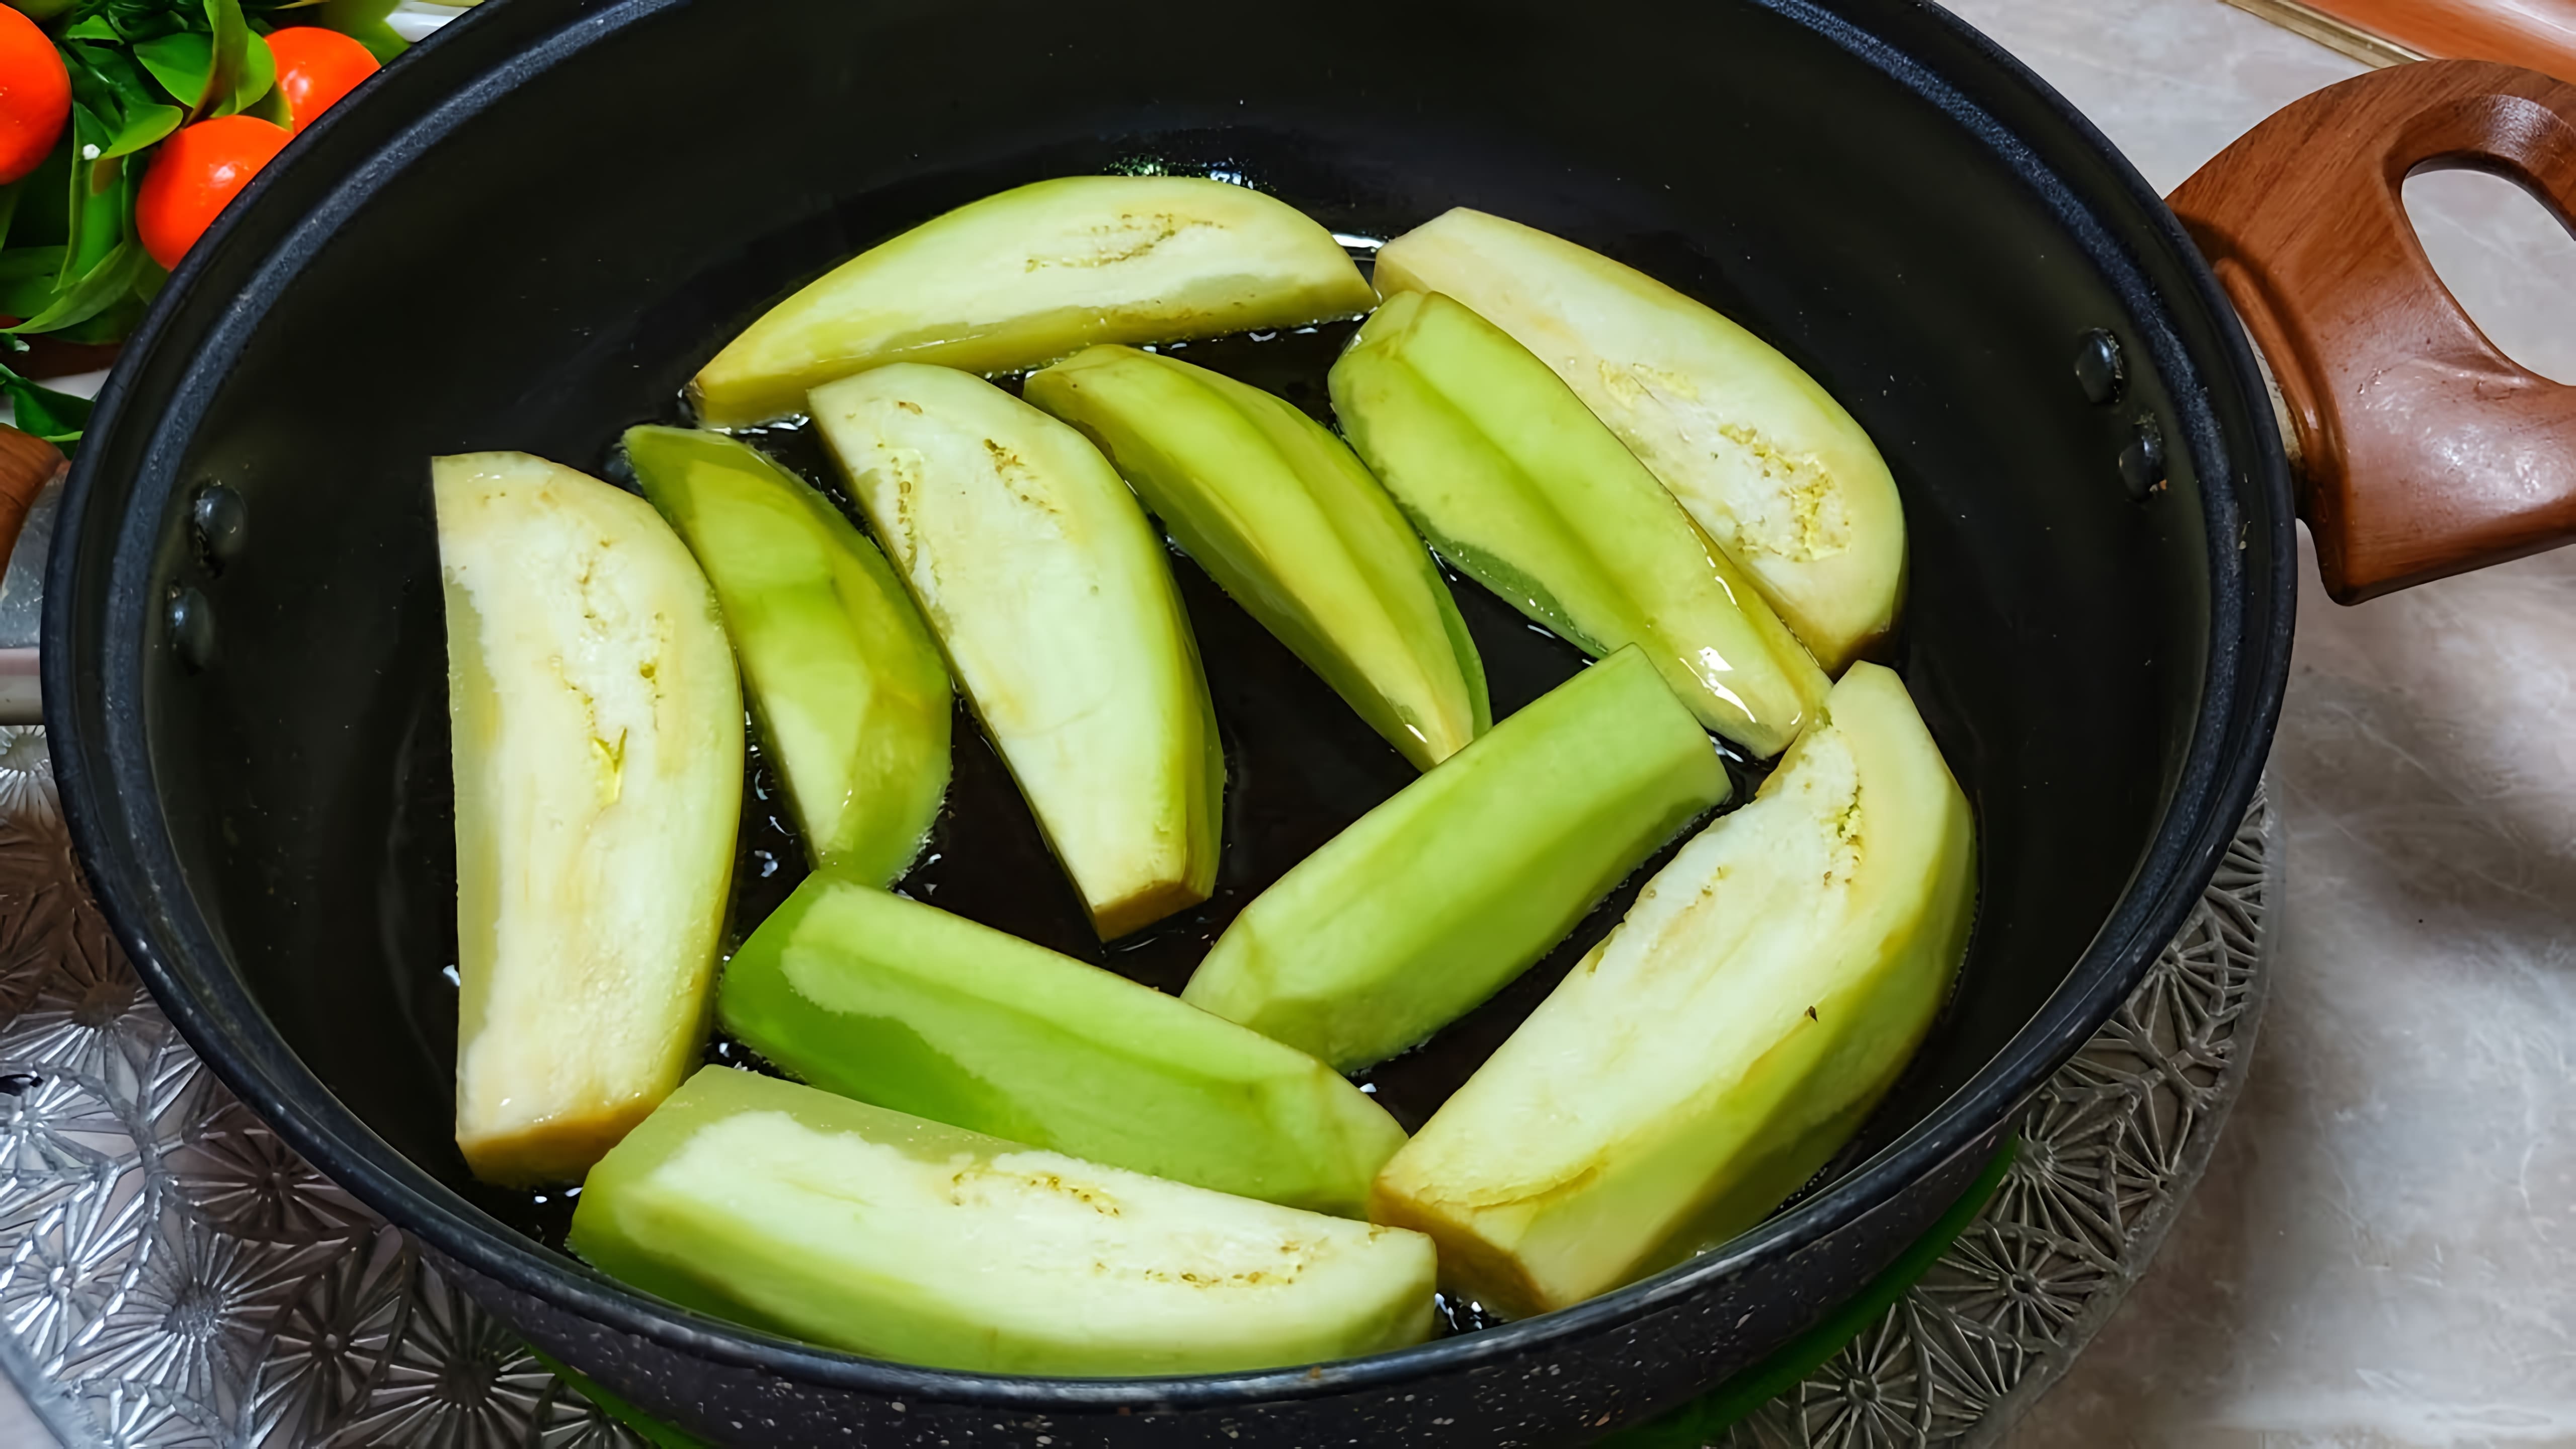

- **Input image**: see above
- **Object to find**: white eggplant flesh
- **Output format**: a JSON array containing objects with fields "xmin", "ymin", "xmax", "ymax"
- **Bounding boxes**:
[
  {"xmin": 434, "ymin": 451, "xmax": 742, "ymax": 1187},
  {"xmin": 1370, "ymin": 663, "xmax": 1973, "ymax": 1316},
  {"xmin": 809, "ymin": 364, "xmax": 1222, "ymax": 938},
  {"xmin": 1375, "ymin": 208, "xmax": 1906, "ymax": 673}
]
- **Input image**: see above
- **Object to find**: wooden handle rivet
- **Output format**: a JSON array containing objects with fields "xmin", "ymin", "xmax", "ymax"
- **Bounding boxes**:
[
  {"xmin": 189, "ymin": 484, "xmax": 247, "ymax": 570},
  {"xmin": 2074, "ymin": 329, "xmax": 2125, "ymax": 405},
  {"xmin": 2118, "ymin": 418, "xmax": 2167, "ymax": 500},
  {"xmin": 166, "ymin": 586, "xmax": 216, "ymax": 673}
]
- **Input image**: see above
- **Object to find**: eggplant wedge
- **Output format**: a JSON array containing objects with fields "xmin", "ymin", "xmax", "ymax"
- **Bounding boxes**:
[
  {"xmin": 1330, "ymin": 289, "xmax": 1828, "ymax": 757},
  {"xmin": 720, "ymin": 873, "xmax": 1404, "ymax": 1216},
  {"xmin": 1181, "ymin": 647, "xmax": 1727, "ymax": 1072},
  {"xmin": 692, "ymin": 176, "xmax": 1376, "ymax": 427},
  {"xmin": 1370, "ymin": 663, "xmax": 1975, "ymax": 1318},
  {"xmin": 434, "ymin": 452, "xmax": 741, "ymax": 1186},
  {"xmin": 570, "ymin": 1066, "xmax": 1438, "ymax": 1376},
  {"xmin": 1374, "ymin": 208, "xmax": 1905, "ymax": 673},
  {"xmin": 809, "ymin": 363, "xmax": 1222, "ymax": 937},
  {"xmin": 625, "ymin": 427, "xmax": 951, "ymax": 884},
  {"xmin": 1024, "ymin": 344, "xmax": 1488, "ymax": 770}
]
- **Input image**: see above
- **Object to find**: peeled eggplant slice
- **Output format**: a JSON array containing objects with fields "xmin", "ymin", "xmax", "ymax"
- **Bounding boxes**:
[
  {"xmin": 434, "ymin": 452, "xmax": 741, "ymax": 1186},
  {"xmin": 1024, "ymin": 344, "xmax": 1488, "ymax": 769},
  {"xmin": 809, "ymin": 363, "xmax": 1222, "ymax": 938},
  {"xmin": 1370, "ymin": 663, "xmax": 1975, "ymax": 1318},
  {"xmin": 692, "ymin": 176, "xmax": 1376, "ymax": 427},
  {"xmin": 570, "ymin": 1066, "xmax": 1438, "ymax": 1376},
  {"xmin": 1374, "ymin": 208, "xmax": 1905, "ymax": 673},
  {"xmin": 719, "ymin": 873, "xmax": 1405, "ymax": 1216},
  {"xmin": 1329, "ymin": 289, "xmax": 1828, "ymax": 757},
  {"xmin": 1182, "ymin": 647, "xmax": 1728, "ymax": 1072},
  {"xmin": 626, "ymin": 427, "xmax": 951, "ymax": 884}
]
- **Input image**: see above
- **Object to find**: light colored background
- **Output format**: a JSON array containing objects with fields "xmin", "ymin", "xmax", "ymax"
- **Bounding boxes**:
[
  {"xmin": 1944, "ymin": 3, "xmax": 2576, "ymax": 1447},
  {"xmin": 5, "ymin": 0, "xmax": 2573, "ymax": 1443}
]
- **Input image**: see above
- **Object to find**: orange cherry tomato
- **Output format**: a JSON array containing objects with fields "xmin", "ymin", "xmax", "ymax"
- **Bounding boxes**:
[
  {"xmin": 0, "ymin": 6, "xmax": 70, "ymax": 185},
  {"xmin": 266, "ymin": 27, "xmax": 379, "ymax": 136},
  {"xmin": 137, "ymin": 116, "xmax": 293, "ymax": 271}
]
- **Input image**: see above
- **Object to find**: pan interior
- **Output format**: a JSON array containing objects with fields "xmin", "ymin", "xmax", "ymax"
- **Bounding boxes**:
[{"xmin": 124, "ymin": 0, "xmax": 2221, "ymax": 1348}]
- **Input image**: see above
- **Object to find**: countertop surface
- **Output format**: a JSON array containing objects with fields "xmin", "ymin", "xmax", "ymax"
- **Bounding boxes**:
[
  {"xmin": 7, "ymin": 1, "xmax": 2574, "ymax": 1444},
  {"xmin": 1949, "ymin": 3, "xmax": 2576, "ymax": 1446}
]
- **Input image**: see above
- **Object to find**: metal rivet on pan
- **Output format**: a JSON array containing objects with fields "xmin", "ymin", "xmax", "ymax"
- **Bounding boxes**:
[
  {"xmin": 167, "ymin": 587, "xmax": 216, "ymax": 671},
  {"xmin": 190, "ymin": 484, "xmax": 247, "ymax": 567},
  {"xmin": 2074, "ymin": 329, "xmax": 2124, "ymax": 405},
  {"xmin": 2118, "ymin": 418, "xmax": 2166, "ymax": 500}
]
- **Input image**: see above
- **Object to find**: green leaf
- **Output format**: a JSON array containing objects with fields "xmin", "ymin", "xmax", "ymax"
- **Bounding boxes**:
[
  {"xmin": 0, "ymin": 180, "xmax": 25, "ymax": 259},
  {"xmin": 99, "ymin": 102, "xmax": 182, "ymax": 159},
  {"xmin": 56, "ymin": 143, "xmax": 125, "ymax": 293},
  {"xmin": 315, "ymin": 0, "xmax": 405, "ymax": 61},
  {"xmin": 133, "ymin": 29, "xmax": 214, "ymax": 110},
  {"xmin": 0, "ymin": 361, "xmax": 93, "ymax": 449},
  {"xmin": 59, "ymin": 16, "xmax": 121, "ymax": 40},
  {"xmin": 198, "ymin": 0, "xmax": 250, "ymax": 122},
  {"xmin": 0, "ymin": 248, "xmax": 68, "ymax": 323},
  {"xmin": 10, "ymin": 239, "xmax": 143, "ymax": 335},
  {"xmin": 8, "ymin": 143, "xmax": 70, "ymax": 251},
  {"xmin": 53, "ymin": 285, "xmax": 142, "ymax": 344},
  {"xmin": 243, "ymin": 73, "xmax": 290, "ymax": 127},
  {"xmin": 222, "ymin": 30, "xmax": 275, "ymax": 118},
  {"xmin": 63, "ymin": 39, "xmax": 165, "ymax": 117}
]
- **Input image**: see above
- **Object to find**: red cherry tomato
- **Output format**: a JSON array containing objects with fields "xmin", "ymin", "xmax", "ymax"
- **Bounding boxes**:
[
  {"xmin": 137, "ymin": 116, "xmax": 293, "ymax": 271},
  {"xmin": 0, "ymin": 6, "xmax": 69, "ymax": 185},
  {"xmin": 266, "ymin": 27, "xmax": 379, "ymax": 136}
]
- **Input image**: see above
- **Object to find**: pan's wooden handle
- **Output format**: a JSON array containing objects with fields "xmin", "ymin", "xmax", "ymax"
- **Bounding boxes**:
[
  {"xmin": 0, "ymin": 424, "xmax": 63, "ymax": 589},
  {"xmin": 2169, "ymin": 59, "xmax": 2576, "ymax": 603}
]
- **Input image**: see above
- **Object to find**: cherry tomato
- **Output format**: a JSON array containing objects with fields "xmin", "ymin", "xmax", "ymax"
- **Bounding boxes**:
[
  {"xmin": 137, "ymin": 116, "xmax": 292, "ymax": 271},
  {"xmin": 0, "ymin": 6, "xmax": 69, "ymax": 185},
  {"xmin": 266, "ymin": 27, "xmax": 379, "ymax": 136}
]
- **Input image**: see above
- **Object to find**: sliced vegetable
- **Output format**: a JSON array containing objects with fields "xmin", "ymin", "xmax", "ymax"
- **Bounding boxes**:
[
  {"xmin": 1330, "ymin": 290, "xmax": 1827, "ymax": 756},
  {"xmin": 266, "ymin": 25, "xmax": 377, "ymax": 134},
  {"xmin": 1370, "ymin": 663, "xmax": 1975, "ymax": 1317},
  {"xmin": 692, "ymin": 176, "xmax": 1375, "ymax": 426},
  {"xmin": 625, "ymin": 426, "xmax": 949, "ymax": 883},
  {"xmin": 435, "ymin": 451, "xmax": 741, "ymax": 1186},
  {"xmin": 810, "ymin": 363, "xmax": 1222, "ymax": 938},
  {"xmin": 1025, "ymin": 344, "xmax": 1488, "ymax": 770},
  {"xmin": 720, "ymin": 874, "xmax": 1405, "ymax": 1216},
  {"xmin": 135, "ymin": 112, "xmax": 287, "ymax": 269},
  {"xmin": 0, "ymin": 7, "xmax": 70, "ymax": 184},
  {"xmin": 1375, "ymin": 209, "xmax": 1906, "ymax": 673},
  {"xmin": 570, "ymin": 1066, "xmax": 1438, "ymax": 1376},
  {"xmin": 1181, "ymin": 647, "xmax": 1727, "ymax": 1072}
]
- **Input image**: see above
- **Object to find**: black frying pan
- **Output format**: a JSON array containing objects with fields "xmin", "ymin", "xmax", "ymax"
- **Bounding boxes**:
[{"xmin": 22, "ymin": 0, "xmax": 2573, "ymax": 1442}]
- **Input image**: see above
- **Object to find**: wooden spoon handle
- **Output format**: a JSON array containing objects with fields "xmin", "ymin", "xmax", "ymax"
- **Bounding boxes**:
[
  {"xmin": 0, "ymin": 424, "xmax": 64, "ymax": 592},
  {"xmin": 2169, "ymin": 59, "xmax": 2576, "ymax": 603}
]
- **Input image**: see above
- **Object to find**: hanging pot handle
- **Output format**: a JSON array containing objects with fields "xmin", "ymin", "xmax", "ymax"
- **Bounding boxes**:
[
  {"xmin": 0, "ymin": 425, "xmax": 68, "ymax": 726},
  {"xmin": 2168, "ymin": 58, "xmax": 2576, "ymax": 604}
]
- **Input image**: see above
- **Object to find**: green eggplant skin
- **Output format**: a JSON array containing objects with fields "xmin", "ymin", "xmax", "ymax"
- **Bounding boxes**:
[
  {"xmin": 1370, "ymin": 663, "xmax": 1976, "ymax": 1318},
  {"xmin": 718, "ymin": 872, "xmax": 1407, "ymax": 1216},
  {"xmin": 624, "ymin": 427, "xmax": 951, "ymax": 884},
  {"xmin": 1374, "ymin": 209, "xmax": 1906, "ymax": 674},
  {"xmin": 691, "ymin": 176, "xmax": 1376, "ymax": 427},
  {"xmin": 808, "ymin": 363, "xmax": 1225, "ymax": 939},
  {"xmin": 1181, "ymin": 646, "xmax": 1729, "ymax": 1072},
  {"xmin": 570, "ymin": 1067, "xmax": 1438, "ymax": 1377},
  {"xmin": 1024, "ymin": 344, "xmax": 1489, "ymax": 770},
  {"xmin": 1329, "ymin": 289, "xmax": 1829, "ymax": 757}
]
